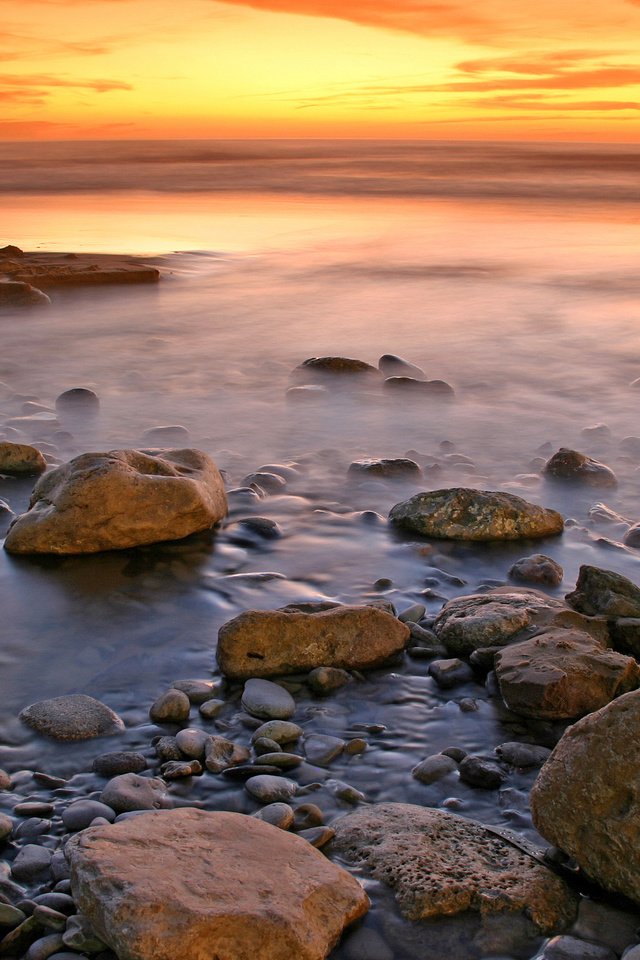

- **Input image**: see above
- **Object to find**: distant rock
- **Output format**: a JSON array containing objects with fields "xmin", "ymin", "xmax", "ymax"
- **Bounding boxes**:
[
  {"xmin": 378, "ymin": 355, "xmax": 425, "ymax": 379},
  {"xmin": 141, "ymin": 425, "xmax": 190, "ymax": 445},
  {"xmin": 4, "ymin": 447, "xmax": 227, "ymax": 554},
  {"xmin": 565, "ymin": 565, "xmax": 640, "ymax": 618},
  {"xmin": 348, "ymin": 458, "xmax": 421, "ymax": 481},
  {"xmin": 291, "ymin": 357, "xmax": 380, "ymax": 386},
  {"xmin": 55, "ymin": 388, "xmax": 100, "ymax": 417},
  {"xmin": 285, "ymin": 385, "xmax": 329, "ymax": 402},
  {"xmin": 331, "ymin": 803, "xmax": 576, "ymax": 933},
  {"xmin": 543, "ymin": 448, "xmax": 617, "ymax": 487},
  {"xmin": 389, "ymin": 488, "xmax": 564, "ymax": 541},
  {"xmin": 67, "ymin": 809, "xmax": 369, "ymax": 960},
  {"xmin": 495, "ymin": 627, "xmax": 640, "ymax": 720},
  {"xmin": 19, "ymin": 694, "xmax": 124, "ymax": 742},
  {"xmin": 509, "ymin": 554, "xmax": 563, "ymax": 587},
  {"xmin": 531, "ymin": 688, "xmax": 640, "ymax": 906},
  {"xmin": 0, "ymin": 250, "xmax": 160, "ymax": 288},
  {"xmin": 0, "ymin": 442, "xmax": 47, "ymax": 475},
  {"xmin": 383, "ymin": 377, "xmax": 454, "ymax": 398},
  {"xmin": 217, "ymin": 604, "xmax": 409, "ymax": 680},
  {"xmin": 0, "ymin": 280, "xmax": 50, "ymax": 307}
]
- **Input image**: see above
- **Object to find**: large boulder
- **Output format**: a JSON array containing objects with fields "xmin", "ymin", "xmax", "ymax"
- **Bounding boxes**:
[
  {"xmin": 66, "ymin": 809, "xmax": 369, "ymax": 960},
  {"xmin": 495, "ymin": 627, "xmax": 640, "ymax": 720},
  {"xmin": 4, "ymin": 448, "xmax": 227, "ymax": 554},
  {"xmin": 331, "ymin": 803, "xmax": 576, "ymax": 933},
  {"xmin": 19, "ymin": 694, "xmax": 124, "ymax": 742},
  {"xmin": 530, "ymin": 689, "xmax": 640, "ymax": 905},
  {"xmin": 566, "ymin": 565, "xmax": 640, "ymax": 618},
  {"xmin": 543, "ymin": 448, "xmax": 617, "ymax": 487},
  {"xmin": 0, "ymin": 442, "xmax": 47, "ymax": 475},
  {"xmin": 217, "ymin": 605, "xmax": 409, "ymax": 680},
  {"xmin": 389, "ymin": 488, "xmax": 564, "ymax": 541}
]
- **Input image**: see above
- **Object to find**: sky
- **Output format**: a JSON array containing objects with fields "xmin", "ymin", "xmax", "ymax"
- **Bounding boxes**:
[{"xmin": 2, "ymin": 0, "xmax": 640, "ymax": 141}]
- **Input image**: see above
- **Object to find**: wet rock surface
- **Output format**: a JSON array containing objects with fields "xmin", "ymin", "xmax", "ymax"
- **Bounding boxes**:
[{"xmin": 19, "ymin": 696, "xmax": 124, "ymax": 742}]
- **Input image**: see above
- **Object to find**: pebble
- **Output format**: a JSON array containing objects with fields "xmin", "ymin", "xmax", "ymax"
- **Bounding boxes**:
[
  {"xmin": 55, "ymin": 388, "xmax": 100, "ymax": 416},
  {"xmin": 0, "ymin": 902, "xmax": 25, "ymax": 926},
  {"xmin": 61, "ymin": 800, "xmax": 116, "ymax": 831},
  {"xmin": 14, "ymin": 818, "xmax": 52, "ymax": 840},
  {"xmin": 149, "ymin": 688, "xmax": 191, "ymax": 724},
  {"xmin": 153, "ymin": 736, "xmax": 182, "ymax": 762},
  {"xmin": 233, "ymin": 517, "xmax": 282, "ymax": 540},
  {"xmin": 412, "ymin": 754, "xmax": 458, "ymax": 784},
  {"xmin": 50, "ymin": 851, "xmax": 70, "ymax": 882},
  {"xmin": 250, "ymin": 720, "xmax": 303, "ymax": 745},
  {"xmin": 0, "ymin": 769, "xmax": 11, "ymax": 791},
  {"xmin": 204, "ymin": 736, "xmax": 250, "ymax": 773},
  {"xmin": 398, "ymin": 603, "xmax": 427, "ymax": 623},
  {"xmin": 198, "ymin": 699, "xmax": 225, "ymax": 719},
  {"xmin": 241, "ymin": 678, "xmax": 296, "ymax": 721},
  {"xmin": 304, "ymin": 734, "xmax": 345, "ymax": 767},
  {"xmin": 25, "ymin": 933, "xmax": 65, "ymax": 960},
  {"xmin": 62, "ymin": 914, "xmax": 106, "ymax": 952},
  {"xmin": 441, "ymin": 746, "xmax": 467, "ymax": 762},
  {"xmin": 11, "ymin": 845, "xmax": 53, "ymax": 882},
  {"xmin": 297, "ymin": 826, "xmax": 335, "ymax": 848},
  {"xmin": 252, "ymin": 803, "xmax": 295, "ymax": 830},
  {"xmin": 33, "ymin": 773, "xmax": 67, "ymax": 789},
  {"xmin": 170, "ymin": 680, "xmax": 218, "ymax": 705},
  {"xmin": 175, "ymin": 728, "xmax": 210, "ymax": 759},
  {"xmin": 222, "ymin": 764, "xmax": 282, "ymax": 780},
  {"xmin": 0, "ymin": 917, "xmax": 43, "ymax": 957},
  {"xmin": 13, "ymin": 802, "xmax": 54, "ymax": 818},
  {"xmin": 253, "ymin": 753, "xmax": 303, "ymax": 770},
  {"xmin": 307, "ymin": 666, "xmax": 350, "ymax": 696},
  {"xmin": 100, "ymin": 773, "xmax": 169, "ymax": 813},
  {"xmin": 0, "ymin": 813, "xmax": 13, "ymax": 841},
  {"xmin": 326, "ymin": 779, "xmax": 366, "ymax": 804},
  {"xmin": 32, "ymin": 905, "xmax": 67, "ymax": 931},
  {"xmin": 244, "ymin": 775, "xmax": 298, "ymax": 804},
  {"xmin": 242, "ymin": 471, "xmax": 287, "ymax": 494},
  {"xmin": 541, "ymin": 936, "xmax": 617, "ymax": 960},
  {"xmin": 253, "ymin": 737, "xmax": 282, "ymax": 756},
  {"xmin": 458, "ymin": 755, "xmax": 505, "ymax": 789},
  {"xmin": 92, "ymin": 752, "xmax": 147, "ymax": 778},
  {"xmin": 32, "ymin": 894, "xmax": 75, "ymax": 916},
  {"xmin": 161, "ymin": 760, "xmax": 202, "ymax": 779},
  {"xmin": 428, "ymin": 658, "xmax": 474, "ymax": 689},
  {"xmin": 344, "ymin": 738, "xmax": 367, "ymax": 755},
  {"xmin": 495, "ymin": 742, "xmax": 552, "ymax": 768}
]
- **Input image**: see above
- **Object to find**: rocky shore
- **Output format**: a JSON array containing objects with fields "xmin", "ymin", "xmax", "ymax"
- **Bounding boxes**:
[{"xmin": 2, "ymin": 352, "xmax": 640, "ymax": 960}]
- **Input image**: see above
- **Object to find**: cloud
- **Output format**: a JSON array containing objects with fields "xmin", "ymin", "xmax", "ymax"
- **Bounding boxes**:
[{"xmin": 0, "ymin": 73, "xmax": 132, "ymax": 93}]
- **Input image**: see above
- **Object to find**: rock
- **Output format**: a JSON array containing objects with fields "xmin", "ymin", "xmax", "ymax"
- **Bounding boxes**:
[
  {"xmin": 624, "ymin": 524, "xmax": 640, "ymax": 547},
  {"xmin": 32, "ymin": 894, "xmax": 75, "ymax": 916},
  {"xmin": 92, "ymin": 751, "xmax": 147, "ymax": 778},
  {"xmin": 609, "ymin": 618, "xmax": 640, "ymax": 658},
  {"xmin": 198, "ymin": 698, "xmax": 224, "ymax": 719},
  {"xmin": 378, "ymin": 354, "xmax": 425, "ymax": 379},
  {"xmin": 160, "ymin": 759, "xmax": 202, "ymax": 779},
  {"xmin": 540, "ymin": 936, "xmax": 616, "ymax": 960},
  {"xmin": 428, "ymin": 658, "xmax": 474, "ymax": 688},
  {"xmin": 242, "ymin": 472, "xmax": 286, "ymax": 494},
  {"xmin": 253, "ymin": 737, "xmax": 282, "ymax": 756},
  {"xmin": 0, "ymin": 250, "xmax": 160, "ymax": 287},
  {"xmin": 544, "ymin": 448, "xmax": 617, "ymax": 487},
  {"xmin": 291, "ymin": 357, "xmax": 380, "ymax": 385},
  {"xmin": 331, "ymin": 803, "xmax": 576, "ymax": 931},
  {"xmin": 411, "ymin": 754, "xmax": 458, "ymax": 784},
  {"xmin": 566, "ymin": 564, "xmax": 640, "ymax": 618},
  {"xmin": 67, "ymin": 810, "xmax": 368, "ymax": 960},
  {"xmin": 433, "ymin": 590, "xmax": 568, "ymax": 656},
  {"xmin": 62, "ymin": 801, "xmax": 116, "ymax": 831},
  {"xmin": 170, "ymin": 679, "xmax": 217, "ymax": 704},
  {"xmin": 253, "ymin": 752, "xmax": 302, "ymax": 770},
  {"xmin": 495, "ymin": 628, "xmax": 640, "ymax": 720},
  {"xmin": 307, "ymin": 666, "xmax": 350, "ymax": 695},
  {"xmin": 14, "ymin": 801, "xmax": 54, "ymax": 817},
  {"xmin": 11, "ymin": 844, "xmax": 53, "ymax": 882},
  {"xmin": 494, "ymin": 742, "xmax": 551, "ymax": 768},
  {"xmin": 304, "ymin": 734, "xmax": 344, "ymax": 767},
  {"xmin": 389, "ymin": 488, "xmax": 564, "ymax": 541},
  {"xmin": 32, "ymin": 905, "xmax": 67, "ymax": 931},
  {"xmin": 230, "ymin": 517, "xmax": 282, "ymax": 541},
  {"xmin": 0, "ymin": 280, "xmax": 50, "ymax": 307},
  {"xmin": 19, "ymin": 694, "xmax": 124, "ymax": 742},
  {"xmin": 458, "ymin": 755, "xmax": 505, "ymax": 789},
  {"xmin": 217, "ymin": 605, "xmax": 409, "ymax": 680},
  {"xmin": 245, "ymin": 775, "xmax": 298, "ymax": 804},
  {"xmin": 100, "ymin": 774, "xmax": 170, "ymax": 814},
  {"xmin": 152, "ymin": 736, "xmax": 182, "ymax": 762},
  {"xmin": 0, "ymin": 812, "xmax": 13, "ymax": 841},
  {"xmin": 297, "ymin": 826, "xmax": 335, "ymax": 849},
  {"xmin": 0, "ymin": 442, "xmax": 47, "ymax": 475},
  {"xmin": 241, "ymin": 679, "xmax": 295, "ymax": 720},
  {"xmin": 293, "ymin": 803, "xmax": 324, "ymax": 830},
  {"xmin": 285, "ymin": 385, "xmax": 329, "ymax": 402},
  {"xmin": 383, "ymin": 377, "xmax": 454, "ymax": 398},
  {"xmin": 0, "ymin": 903, "xmax": 24, "ymax": 926},
  {"xmin": 252, "ymin": 803, "xmax": 295, "ymax": 830},
  {"xmin": 175, "ymin": 728, "xmax": 209, "ymax": 758},
  {"xmin": 62, "ymin": 914, "xmax": 106, "ymax": 953},
  {"xmin": 55, "ymin": 389, "xmax": 100, "ymax": 418},
  {"xmin": 0, "ymin": 917, "xmax": 44, "ymax": 957},
  {"xmin": 149, "ymin": 689, "xmax": 191, "ymax": 724},
  {"xmin": 348, "ymin": 459, "xmax": 421, "ymax": 481},
  {"xmin": 530, "ymin": 688, "xmax": 640, "ymax": 904},
  {"xmin": 4, "ymin": 448, "xmax": 227, "ymax": 555},
  {"xmin": 141, "ymin": 425, "xmax": 189, "ymax": 445},
  {"xmin": 251, "ymin": 720, "xmax": 303, "ymax": 745},
  {"xmin": 509, "ymin": 554, "xmax": 563, "ymax": 587},
  {"xmin": 204, "ymin": 735, "xmax": 250, "ymax": 773}
]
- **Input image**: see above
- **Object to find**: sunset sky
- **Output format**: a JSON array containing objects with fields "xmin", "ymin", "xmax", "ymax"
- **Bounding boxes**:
[{"xmin": 3, "ymin": 0, "xmax": 640, "ymax": 141}]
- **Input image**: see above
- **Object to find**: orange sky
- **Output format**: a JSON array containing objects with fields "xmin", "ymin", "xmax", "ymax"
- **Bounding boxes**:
[{"xmin": 3, "ymin": 0, "xmax": 640, "ymax": 140}]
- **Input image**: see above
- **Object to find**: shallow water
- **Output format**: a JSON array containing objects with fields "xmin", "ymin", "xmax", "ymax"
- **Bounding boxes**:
[{"xmin": 2, "ymin": 140, "xmax": 640, "ymax": 958}]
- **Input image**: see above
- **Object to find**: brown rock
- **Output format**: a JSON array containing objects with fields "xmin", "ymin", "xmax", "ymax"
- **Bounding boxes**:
[
  {"xmin": 0, "ymin": 280, "xmax": 50, "ymax": 307},
  {"xmin": 66, "ymin": 809, "xmax": 369, "ymax": 960},
  {"xmin": 389, "ymin": 488, "xmax": 564, "ymax": 541},
  {"xmin": 495, "ymin": 628, "xmax": 640, "ymax": 720},
  {"xmin": 291, "ymin": 357, "xmax": 380, "ymax": 385},
  {"xmin": 331, "ymin": 803, "xmax": 576, "ymax": 932},
  {"xmin": 348, "ymin": 458, "xmax": 422, "ymax": 481},
  {"xmin": 217, "ymin": 605, "xmax": 409, "ymax": 680},
  {"xmin": 543, "ymin": 448, "xmax": 617, "ymax": 487},
  {"xmin": 0, "ymin": 442, "xmax": 47, "ymax": 476},
  {"xmin": 530, "ymin": 688, "xmax": 640, "ymax": 905},
  {"xmin": 509, "ymin": 554, "xmax": 563, "ymax": 587},
  {"xmin": 565, "ymin": 564, "xmax": 640, "ymax": 618},
  {"xmin": 383, "ymin": 377, "xmax": 454, "ymax": 398},
  {"xmin": 4, "ymin": 448, "xmax": 227, "ymax": 555},
  {"xmin": 0, "ymin": 250, "xmax": 159, "ymax": 288}
]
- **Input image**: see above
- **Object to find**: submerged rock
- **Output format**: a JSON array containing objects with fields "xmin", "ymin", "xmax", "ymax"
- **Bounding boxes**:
[
  {"xmin": 4, "ymin": 447, "xmax": 227, "ymax": 554},
  {"xmin": 566, "ymin": 564, "xmax": 640, "ymax": 618},
  {"xmin": 0, "ymin": 441, "xmax": 47, "ymax": 475},
  {"xmin": 543, "ymin": 448, "xmax": 617, "ymax": 487},
  {"xmin": 331, "ymin": 803, "xmax": 576, "ymax": 932},
  {"xmin": 389, "ymin": 488, "xmax": 564, "ymax": 541},
  {"xmin": 509, "ymin": 554, "xmax": 563, "ymax": 587},
  {"xmin": 66, "ymin": 809, "xmax": 369, "ymax": 960},
  {"xmin": 378, "ymin": 354, "xmax": 425, "ymax": 379},
  {"xmin": 348, "ymin": 458, "xmax": 421, "ymax": 481},
  {"xmin": 19, "ymin": 694, "xmax": 124, "ymax": 742},
  {"xmin": 495, "ymin": 627, "xmax": 640, "ymax": 720},
  {"xmin": 383, "ymin": 376, "xmax": 454, "ymax": 398},
  {"xmin": 531, "ymin": 688, "xmax": 640, "ymax": 905},
  {"xmin": 55, "ymin": 388, "xmax": 100, "ymax": 417},
  {"xmin": 217, "ymin": 604, "xmax": 409, "ymax": 680},
  {"xmin": 292, "ymin": 357, "xmax": 380, "ymax": 385}
]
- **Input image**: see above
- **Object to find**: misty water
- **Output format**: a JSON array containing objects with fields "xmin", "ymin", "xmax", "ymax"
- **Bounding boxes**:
[{"xmin": 2, "ymin": 140, "xmax": 640, "ymax": 959}]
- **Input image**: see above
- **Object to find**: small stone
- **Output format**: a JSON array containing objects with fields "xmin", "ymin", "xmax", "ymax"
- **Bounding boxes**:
[
  {"xmin": 252, "ymin": 803, "xmax": 294, "ymax": 830},
  {"xmin": 297, "ymin": 826, "xmax": 335, "ymax": 848},
  {"xmin": 0, "ymin": 813, "xmax": 13, "ymax": 841},
  {"xmin": 253, "ymin": 737, "xmax": 282, "ymax": 756},
  {"xmin": 198, "ymin": 699, "xmax": 225, "ymax": 719},
  {"xmin": 170, "ymin": 680, "xmax": 217, "ymax": 705},
  {"xmin": 32, "ymin": 895, "xmax": 75, "ymax": 916},
  {"xmin": 458, "ymin": 756, "xmax": 505, "ymax": 789},
  {"xmin": 0, "ymin": 442, "xmax": 47, "ymax": 475},
  {"xmin": 384, "ymin": 376, "xmax": 454, "ymax": 398},
  {"xmin": 149, "ymin": 688, "xmax": 191, "ymax": 724},
  {"xmin": 62, "ymin": 914, "xmax": 106, "ymax": 953},
  {"xmin": 495, "ymin": 742, "xmax": 552, "ymax": 768},
  {"xmin": 378, "ymin": 354, "xmax": 425, "ymax": 379},
  {"xmin": 0, "ymin": 768, "xmax": 11, "ymax": 790},
  {"xmin": 293, "ymin": 803, "xmax": 325, "ymax": 830},
  {"xmin": 509, "ymin": 554, "xmax": 564, "ymax": 587},
  {"xmin": 304, "ymin": 734, "xmax": 345, "ymax": 767},
  {"xmin": 348, "ymin": 459, "xmax": 421, "ymax": 481},
  {"xmin": 327, "ymin": 779, "xmax": 366, "ymax": 804},
  {"xmin": 25, "ymin": 932, "xmax": 65, "ymax": 960},
  {"xmin": 204, "ymin": 736, "xmax": 250, "ymax": 773},
  {"xmin": 307, "ymin": 667, "xmax": 350, "ymax": 696},
  {"xmin": 92, "ymin": 752, "xmax": 147, "ymax": 778},
  {"xmin": 152, "ymin": 736, "xmax": 182, "ymax": 762},
  {"xmin": 541, "ymin": 936, "xmax": 616, "ymax": 960},
  {"xmin": 245, "ymin": 775, "xmax": 298, "ymax": 804},
  {"xmin": 251, "ymin": 720, "xmax": 303, "ymax": 745},
  {"xmin": 428, "ymin": 658, "xmax": 474, "ymax": 689},
  {"xmin": 0, "ymin": 903, "xmax": 25, "ymax": 926},
  {"xmin": 232, "ymin": 517, "xmax": 282, "ymax": 541},
  {"xmin": 398, "ymin": 603, "xmax": 427, "ymax": 623},
  {"xmin": 141, "ymin": 424, "xmax": 189, "ymax": 444},
  {"xmin": 253, "ymin": 753, "xmax": 303, "ymax": 770},
  {"xmin": 32, "ymin": 905, "xmax": 67, "ymax": 931},
  {"xmin": 50, "ymin": 851, "xmax": 71, "ymax": 882},
  {"xmin": 14, "ymin": 817, "xmax": 51, "ymax": 840},
  {"xmin": 0, "ymin": 917, "xmax": 44, "ymax": 957},
  {"xmin": 19, "ymin": 695, "xmax": 124, "ymax": 742},
  {"xmin": 544, "ymin": 448, "xmax": 617, "ymax": 487},
  {"xmin": 161, "ymin": 760, "xmax": 202, "ymax": 779},
  {"xmin": 14, "ymin": 802, "xmax": 54, "ymax": 818},
  {"xmin": 242, "ymin": 472, "xmax": 286, "ymax": 494},
  {"xmin": 62, "ymin": 801, "xmax": 116, "ymax": 831},
  {"xmin": 175, "ymin": 728, "xmax": 210, "ymax": 759},
  {"xmin": 222, "ymin": 764, "xmax": 282, "ymax": 780},
  {"xmin": 11, "ymin": 844, "xmax": 53, "ymax": 882},
  {"xmin": 412, "ymin": 754, "xmax": 458, "ymax": 784},
  {"xmin": 292, "ymin": 356, "xmax": 380, "ymax": 385},
  {"xmin": 566, "ymin": 564, "xmax": 640, "ymax": 618},
  {"xmin": 241, "ymin": 679, "xmax": 296, "ymax": 721},
  {"xmin": 100, "ymin": 773, "xmax": 170, "ymax": 814},
  {"xmin": 344, "ymin": 738, "xmax": 367, "ymax": 755},
  {"xmin": 55, "ymin": 389, "xmax": 100, "ymax": 418},
  {"xmin": 441, "ymin": 747, "xmax": 467, "ymax": 762}
]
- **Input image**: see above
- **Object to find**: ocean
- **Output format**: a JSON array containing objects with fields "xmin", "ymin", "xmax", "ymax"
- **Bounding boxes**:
[{"xmin": 1, "ymin": 138, "xmax": 640, "ymax": 958}]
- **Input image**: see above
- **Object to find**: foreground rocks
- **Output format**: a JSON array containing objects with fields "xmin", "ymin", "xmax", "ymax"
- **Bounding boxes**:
[
  {"xmin": 0, "ymin": 247, "xmax": 160, "ymax": 288},
  {"xmin": 19, "ymin": 694, "xmax": 124, "ymax": 741},
  {"xmin": 331, "ymin": 803, "xmax": 576, "ymax": 932},
  {"xmin": 67, "ymin": 809, "xmax": 369, "ymax": 960},
  {"xmin": 389, "ymin": 488, "xmax": 564, "ymax": 541},
  {"xmin": 531, "ymin": 689, "xmax": 640, "ymax": 905},
  {"xmin": 4, "ymin": 448, "xmax": 227, "ymax": 554},
  {"xmin": 0, "ymin": 441, "xmax": 47, "ymax": 475},
  {"xmin": 217, "ymin": 604, "xmax": 409, "ymax": 679}
]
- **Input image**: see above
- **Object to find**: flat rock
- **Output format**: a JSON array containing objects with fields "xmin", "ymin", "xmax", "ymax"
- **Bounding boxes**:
[
  {"xmin": 245, "ymin": 774, "xmax": 298, "ymax": 803},
  {"xmin": 19, "ymin": 694, "xmax": 124, "ymax": 742},
  {"xmin": 0, "ymin": 442, "xmax": 47, "ymax": 475},
  {"xmin": 291, "ymin": 357, "xmax": 380, "ymax": 385},
  {"xmin": 0, "ymin": 280, "xmax": 50, "ymax": 306},
  {"xmin": 531, "ymin": 688, "xmax": 640, "ymax": 905},
  {"xmin": 331, "ymin": 803, "xmax": 576, "ymax": 932},
  {"xmin": 389, "ymin": 488, "xmax": 564, "ymax": 541},
  {"xmin": 4, "ymin": 448, "xmax": 227, "ymax": 554},
  {"xmin": 217, "ymin": 604, "xmax": 409, "ymax": 680},
  {"xmin": 241, "ymin": 678, "xmax": 295, "ymax": 720},
  {"xmin": 509, "ymin": 554, "xmax": 563, "ymax": 587},
  {"xmin": 0, "ymin": 250, "xmax": 160, "ymax": 288},
  {"xmin": 66, "ymin": 809, "xmax": 369, "ymax": 960},
  {"xmin": 544, "ymin": 448, "xmax": 617, "ymax": 487},
  {"xmin": 566, "ymin": 564, "xmax": 640, "ymax": 618},
  {"xmin": 348, "ymin": 458, "xmax": 421, "ymax": 481},
  {"xmin": 495, "ymin": 628, "xmax": 640, "ymax": 720}
]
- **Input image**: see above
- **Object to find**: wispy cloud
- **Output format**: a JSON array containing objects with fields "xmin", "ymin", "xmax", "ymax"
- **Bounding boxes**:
[{"xmin": 0, "ymin": 73, "xmax": 132, "ymax": 94}]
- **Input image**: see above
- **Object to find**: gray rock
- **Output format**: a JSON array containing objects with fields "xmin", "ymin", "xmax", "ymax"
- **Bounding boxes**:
[
  {"xmin": 153, "ymin": 736, "xmax": 182, "ymax": 762},
  {"xmin": 100, "ymin": 773, "xmax": 170, "ymax": 814},
  {"xmin": 307, "ymin": 667, "xmax": 350, "ymax": 696},
  {"xmin": 383, "ymin": 377, "xmax": 454, "ymax": 398},
  {"xmin": 14, "ymin": 817, "xmax": 51, "ymax": 840},
  {"xmin": 0, "ymin": 902, "xmax": 25, "ymax": 926},
  {"xmin": 25, "ymin": 933, "xmax": 65, "ymax": 960},
  {"xmin": 253, "ymin": 737, "xmax": 282, "ymax": 756},
  {"xmin": 62, "ymin": 914, "xmax": 107, "ymax": 953},
  {"xmin": 14, "ymin": 801, "xmax": 54, "ymax": 817},
  {"xmin": 458, "ymin": 756, "xmax": 505, "ymax": 789},
  {"xmin": 509, "ymin": 554, "xmax": 563, "ymax": 587},
  {"xmin": 252, "ymin": 803, "xmax": 294, "ymax": 830},
  {"xmin": 32, "ymin": 905, "xmax": 67, "ymax": 930},
  {"xmin": 204, "ymin": 736, "xmax": 250, "ymax": 774},
  {"xmin": 175, "ymin": 728, "xmax": 210, "ymax": 759},
  {"xmin": 251, "ymin": 720, "xmax": 303, "ymax": 745},
  {"xmin": 566, "ymin": 564, "xmax": 640, "ymax": 618},
  {"xmin": 348, "ymin": 459, "xmax": 421, "ymax": 481},
  {"xmin": 428, "ymin": 658, "xmax": 474, "ymax": 689},
  {"xmin": 62, "ymin": 801, "xmax": 116, "ymax": 831},
  {"xmin": 378, "ymin": 354, "xmax": 425, "ymax": 379},
  {"xmin": 292, "ymin": 356, "xmax": 380, "ymax": 385},
  {"xmin": 494, "ymin": 742, "xmax": 551, "ymax": 768},
  {"xmin": 92, "ymin": 751, "xmax": 147, "ymax": 778},
  {"xmin": 11, "ymin": 844, "xmax": 53, "ymax": 882},
  {"xmin": 32, "ymin": 894, "xmax": 75, "ymax": 915},
  {"xmin": 245, "ymin": 775, "xmax": 298, "ymax": 804},
  {"xmin": 411, "ymin": 754, "xmax": 458, "ymax": 784},
  {"xmin": 241, "ymin": 679, "xmax": 295, "ymax": 721},
  {"xmin": 253, "ymin": 753, "xmax": 303, "ymax": 770},
  {"xmin": 541, "ymin": 936, "xmax": 616, "ymax": 960},
  {"xmin": 19, "ymin": 695, "xmax": 124, "ymax": 742},
  {"xmin": 141, "ymin": 425, "xmax": 189, "ymax": 445},
  {"xmin": 544, "ymin": 448, "xmax": 617, "ymax": 487},
  {"xmin": 170, "ymin": 680, "xmax": 218, "ymax": 705},
  {"xmin": 149, "ymin": 688, "xmax": 190, "ymax": 724},
  {"xmin": 304, "ymin": 734, "xmax": 344, "ymax": 767},
  {"xmin": 198, "ymin": 698, "xmax": 225, "ymax": 719},
  {"xmin": 161, "ymin": 760, "xmax": 202, "ymax": 779}
]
